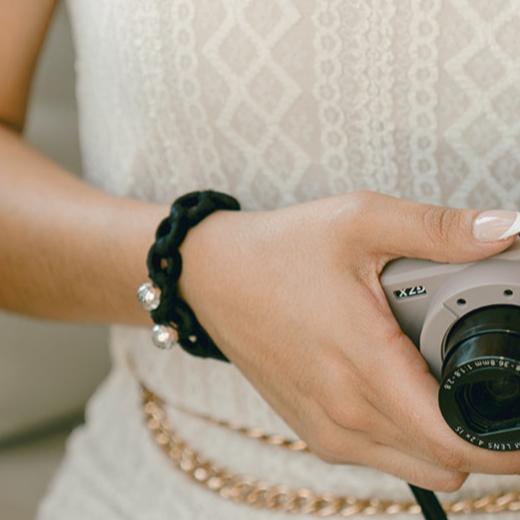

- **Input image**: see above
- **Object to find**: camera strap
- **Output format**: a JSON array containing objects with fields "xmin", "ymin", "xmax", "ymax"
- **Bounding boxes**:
[{"xmin": 409, "ymin": 484, "xmax": 448, "ymax": 520}]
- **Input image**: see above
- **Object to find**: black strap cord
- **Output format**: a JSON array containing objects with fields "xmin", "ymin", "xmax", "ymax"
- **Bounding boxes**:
[{"xmin": 409, "ymin": 484, "xmax": 449, "ymax": 520}]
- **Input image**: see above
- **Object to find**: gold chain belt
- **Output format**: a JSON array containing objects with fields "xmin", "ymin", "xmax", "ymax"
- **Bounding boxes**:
[{"xmin": 140, "ymin": 383, "xmax": 520, "ymax": 516}]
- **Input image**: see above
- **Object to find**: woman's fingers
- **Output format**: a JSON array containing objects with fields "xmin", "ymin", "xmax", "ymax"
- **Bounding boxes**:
[
  {"xmin": 340, "ymin": 191, "xmax": 516, "ymax": 264},
  {"xmin": 336, "ymin": 270, "xmax": 520, "ymax": 476},
  {"xmin": 365, "ymin": 443, "xmax": 468, "ymax": 493},
  {"xmin": 307, "ymin": 401, "xmax": 467, "ymax": 492},
  {"xmin": 371, "ymin": 323, "xmax": 520, "ymax": 475},
  {"xmin": 331, "ymin": 279, "xmax": 520, "ymax": 476}
]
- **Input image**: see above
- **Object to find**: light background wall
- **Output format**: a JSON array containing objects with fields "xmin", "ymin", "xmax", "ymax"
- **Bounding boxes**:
[{"xmin": 0, "ymin": 4, "xmax": 110, "ymax": 518}]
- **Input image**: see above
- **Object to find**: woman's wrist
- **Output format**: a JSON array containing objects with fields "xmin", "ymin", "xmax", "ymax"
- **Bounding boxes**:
[
  {"xmin": 108, "ymin": 197, "xmax": 169, "ymax": 326},
  {"xmin": 177, "ymin": 209, "xmax": 240, "ymax": 293}
]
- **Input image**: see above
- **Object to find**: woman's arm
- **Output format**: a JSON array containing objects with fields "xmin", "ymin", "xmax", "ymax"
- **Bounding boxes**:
[
  {"xmin": 0, "ymin": 128, "xmax": 165, "ymax": 324},
  {"xmin": 3, "ymin": 1, "xmax": 520, "ymax": 489},
  {"xmin": 0, "ymin": 1, "xmax": 165, "ymax": 324},
  {"xmin": 0, "ymin": 0, "xmax": 57, "ymax": 131}
]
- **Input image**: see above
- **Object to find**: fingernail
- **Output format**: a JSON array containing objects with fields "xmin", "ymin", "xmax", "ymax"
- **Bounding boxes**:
[{"xmin": 473, "ymin": 210, "xmax": 520, "ymax": 241}]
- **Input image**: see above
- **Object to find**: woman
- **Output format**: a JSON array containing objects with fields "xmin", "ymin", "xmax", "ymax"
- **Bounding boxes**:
[{"xmin": 1, "ymin": 1, "xmax": 519, "ymax": 518}]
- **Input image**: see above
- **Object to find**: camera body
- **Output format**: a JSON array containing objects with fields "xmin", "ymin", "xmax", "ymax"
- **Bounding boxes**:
[{"xmin": 381, "ymin": 241, "xmax": 520, "ymax": 451}]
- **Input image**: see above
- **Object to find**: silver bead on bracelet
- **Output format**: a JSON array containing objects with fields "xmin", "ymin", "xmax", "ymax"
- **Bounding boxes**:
[
  {"xmin": 137, "ymin": 282, "xmax": 179, "ymax": 350},
  {"xmin": 137, "ymin": 281, "xmax": 161, "ymax": 311},
  {"xmin": 151, "ymin": 323, "xmax": 178, "ymax": 350}
]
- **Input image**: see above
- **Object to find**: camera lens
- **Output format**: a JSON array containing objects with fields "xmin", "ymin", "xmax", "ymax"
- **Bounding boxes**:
[
  {"xmin": 463, "ymin": 376, "xmax": 520, "ymax": 424},
  {"xmin": 485, "ymin": 378, "xmax": 519, "ymax": 401},
  {"xmin": 438, "ymin": 305, "xmax": 520, "ymax": 451}
]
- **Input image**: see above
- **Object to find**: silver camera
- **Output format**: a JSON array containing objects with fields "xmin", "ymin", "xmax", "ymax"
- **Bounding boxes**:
[{"xmin": 381, "ymin": 241, "xmax": 520, "ymax": 451}]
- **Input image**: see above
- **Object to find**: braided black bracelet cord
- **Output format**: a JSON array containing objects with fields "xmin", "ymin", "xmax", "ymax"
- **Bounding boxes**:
[{"xmin": 146, "ymin": 190, "xmax": 240, "ymax": 361}]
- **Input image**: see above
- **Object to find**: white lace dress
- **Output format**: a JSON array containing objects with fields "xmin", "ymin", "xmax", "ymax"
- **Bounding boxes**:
[{"xmin": 38, "ymin": 1, "xmax": 520, "ymax": 518}]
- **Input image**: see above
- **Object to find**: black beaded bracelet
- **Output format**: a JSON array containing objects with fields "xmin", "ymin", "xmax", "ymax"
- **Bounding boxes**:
[{"xmin": 137, "ymin": 190, "xmax": 240, "ymax": 361}]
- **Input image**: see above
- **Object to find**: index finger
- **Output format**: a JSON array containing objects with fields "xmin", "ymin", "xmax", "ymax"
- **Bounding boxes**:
[{"xmin": 374, "ymin": 326, "xmax": 520, "ymax": 475}]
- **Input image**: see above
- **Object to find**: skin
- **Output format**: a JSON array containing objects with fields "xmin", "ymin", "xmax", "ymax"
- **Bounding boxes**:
[
  {"xmin": 0, "ymin": 1, "xmax": 166, "ymax": 325},
  {"xmin": 2, "ymin": 1, "xmax": 519, "ymax": 492}
]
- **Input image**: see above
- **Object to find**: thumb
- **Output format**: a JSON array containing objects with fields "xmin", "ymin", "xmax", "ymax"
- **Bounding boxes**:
[{"xmin": 355, "ymin": 192, "xmax": 519, "ymax": 263}]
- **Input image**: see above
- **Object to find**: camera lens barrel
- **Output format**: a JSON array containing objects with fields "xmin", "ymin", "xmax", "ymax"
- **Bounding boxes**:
[{"xmin": 439, "ymin": 305, "xmax": 520, "ymax": 451}]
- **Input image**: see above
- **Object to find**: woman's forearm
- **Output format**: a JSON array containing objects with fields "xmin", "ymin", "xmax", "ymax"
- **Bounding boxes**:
[{"xmin": 0, "ymin": 124, "xmax": 167, "ymax": 325}]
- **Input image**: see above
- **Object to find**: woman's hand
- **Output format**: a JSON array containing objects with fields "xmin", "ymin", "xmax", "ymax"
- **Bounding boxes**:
[{"xmin": 178, "ymin": 191, "xmax": 520, "ymax": 491}]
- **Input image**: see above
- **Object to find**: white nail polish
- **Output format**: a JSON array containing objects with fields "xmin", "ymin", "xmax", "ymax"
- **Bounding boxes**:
[
  {"xmin": 497, "ymin": 212, "xmax": 520, "ymax": 240},
  {"xmin": 473, "ymin": 210, "xmax": 520, "ymax": 242}
]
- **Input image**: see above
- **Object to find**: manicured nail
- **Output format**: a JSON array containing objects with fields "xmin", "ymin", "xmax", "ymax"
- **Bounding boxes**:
[{"xmin": 473, "ymin": 210, "xmax": 520, "ymax": 241}]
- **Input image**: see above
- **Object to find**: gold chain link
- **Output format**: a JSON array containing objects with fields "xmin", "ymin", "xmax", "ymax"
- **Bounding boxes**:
[{"xmin": 141, "ymin": 384, "xmax": 520, "ymax": 516}]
